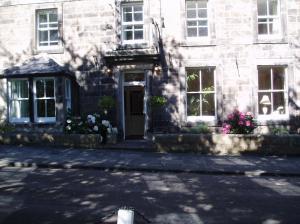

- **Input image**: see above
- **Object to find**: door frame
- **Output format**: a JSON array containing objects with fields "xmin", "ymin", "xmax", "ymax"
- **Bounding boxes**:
[{"xmin": 121, "ymin": 71, "xmax": 148, "ymax": 140}]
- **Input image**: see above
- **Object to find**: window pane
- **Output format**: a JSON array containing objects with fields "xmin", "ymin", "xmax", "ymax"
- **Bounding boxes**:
[
  {"xmin": 123, "ymin": 7, "xmax": 132, "ymax": 13},
  {"xmin": 50, "ymin": 30, "xmax": 58, "ymax": 41},
  {"xmin": 187, "ymin": 28, "xmax": 197, "ymax": 37},
  {"xmin": 197, "ymin": 1, "xmax": 207, "ymax": 8},
  {"xmin": 201, "ymin": 69, "xmax": 214, "ymax": 91},
  {"xmin": 124, "ymin": 13, "xmax": 132, "ymax": 22},
  {"xmin": 258, "ymin": 68, "xmax": 271, "ymax": 90},
  {"xmin": 46, "ymin": 80, "xmax": 54, "ymax": 97},
  {"xmin": 187, "ymin": 9, "xmax": 196, "ymax": 18},
  {"xmin": 134, "ymin": 6, "xmax": 142, "ymax": 12},
  {"xmin": 187, "ymin": 1, "xmax": 196, "ymax": 9},
  {"xmin": 37, "ymin": 99, "xmax": 46, "ymax": 117},
  {"xmin": 20, "ymin": 101, "xmax": 29, "ymax": 117},
  {"xmin": 273, "ymin": 67, "xmax": 285, "ymax": 90},
  {"xmin": 39, "ymin": 14, "xmax": 47, "ymax": 23},
  {"xmin": 198, "ymin": 27, "xmax": 208, "ymax": 36},
  {"xmin": 257, "ymin": 0, "xmax": 268, "ymax": 16},
  {"xmin": 258, "ymin": 23, "xmax": 268, "ymax": 34},
  {"xmin": 125, "ymin": 73, "xmax": 144, "ymax": 82},
  {"xmin": 198, "ymin": 20, "xmax": 208, "ymax": 26},
  {"xmin": 11, "ymin": 82, "xmax": 18, "ymax": 99},
  {"xmin": 124, "ymin": 30, "xmax": 133, "ymax": 40},
  {"xmin": 39, "ymin": 31, "xmax": 48, "ymax": 42},
  {"xmin": 187, "ymin": 94, "xmax": 200, "ymax": 116},
  {"xmin": 11, "ymin": 101, "xmax": 18, "ymax": 117},
  {"xmin": 134, "ymin": 30, "xmax": 143, "ymax": 39},
  {"xmin": 258, "ymin": 92, "xmax": 271, "ymax": 115},
  {"xmin": 187, "ymin": 69, "xmax": 200, "ymax": 92},
  {"xmin": 198, "ymin": 9, "xmax": 207, "ymax": 18},
  {"xmin": 269, "ymin": 19, "xmax": 280, "ymax": 34},
  {"xmin": 269, "ymin": 0, "xmax": 278, "ymax": 15},
  {"xmin": 273, "ymin": 92, "xmax": 285, "ymax": 114},
  {"xmin": 19, "ymin": 81, "xmax": 29, "ymax": 98},
  {"xmin": 134, "ymin": 12, "xmax": 143, "ymax": 21},
  {"xmin": 36, "ymin": 80, "xmax": 45, "ymax": 98},
  {"xmin": 202, "ymin": 93, "xmax": 215, "ymax": 116},
  {"xmin": 47, "ymin": 99, "xmax": 55, "ymax": 117},
  {"xmin": 187, "ymin": 21, "xmax": 197, "ymax": 26},
  {"xmin": 49, "ymin": 12, "xmax": 58, "ymax": 22}
]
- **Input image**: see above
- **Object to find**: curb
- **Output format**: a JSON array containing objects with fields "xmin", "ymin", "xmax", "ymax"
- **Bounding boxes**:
[{"xmin": 2, "ymin": 161, "xmax": 300, "ymax": 178}]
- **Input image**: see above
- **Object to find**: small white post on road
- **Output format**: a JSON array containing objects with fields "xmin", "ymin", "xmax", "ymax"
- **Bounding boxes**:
[{"xmin": 117, "ymin": 208, "xmax": 134, "ymax": 224}]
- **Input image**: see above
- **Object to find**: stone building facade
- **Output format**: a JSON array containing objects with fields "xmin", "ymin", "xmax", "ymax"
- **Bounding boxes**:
[{"xmin": 0, "ymin": 0, "xmax": 299, "ymax": 139}]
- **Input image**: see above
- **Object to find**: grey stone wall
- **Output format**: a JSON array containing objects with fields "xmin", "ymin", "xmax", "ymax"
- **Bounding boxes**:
[{"xmin": 0, "ymin": 0, "xmax": 299, "ymax": 134}]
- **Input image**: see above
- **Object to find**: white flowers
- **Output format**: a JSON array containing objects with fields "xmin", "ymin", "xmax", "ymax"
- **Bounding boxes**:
[
  {"xmin": 93, "ymin": 125, "xmax": 99, "ymax": 132},
  {"xmin": 66, "ymin": 125, "xmax": 71, "ymax": 131},
  {"xmin": 66, "ymin": 119, "xmax": 72, "ymax": 124},
  {"xmin": 87, "ymin": 115, "xmax": 96, "ymax": 124},
  {"xmin": 102, "ymin": 120, "xmax": 110, "ymax": 127}
]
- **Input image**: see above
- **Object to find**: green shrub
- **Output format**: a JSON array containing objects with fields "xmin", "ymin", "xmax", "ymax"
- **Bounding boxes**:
[
  {"xmin": 269, "ymin": 127, "xmax": 289, "ymax": 135},
  {"xmin": 182, "ymin": 124, "xmax": 211, "ymax": 134},
  {"xmin": 98, "ymin": 96, "xmax": 115, "ymax": 114},
  {"xmin": 150, "ymin": 96, "xmax": 167, "ymax": 108},
  {"xmin": 0, "ymin": 123, "xmax": 15, "ymax": 133}
]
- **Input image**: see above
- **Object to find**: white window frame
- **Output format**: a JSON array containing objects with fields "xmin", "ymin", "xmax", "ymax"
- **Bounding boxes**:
[
  {"xmin": 8, "ymin": 79, "xmax": 30, "ymax": 123},
  {"xmin": 257, "ymin": 0, "xmax": 281, "ymax": 38},
  {"xmin": 36, "ymin": 8, "xmax": 59, "ymax": 50},
  {"xmin": 33, "ymin": 78, "xmax": 56, "ymax": 123},
  {"xmin": 65, "ymin": 79, "xmax": 72, "ymax": 112},
  {"xmin": 121, "ymin": 3, "xmax": 144, "ymax": 45},
  {"xmin": 186, "ymin": 0, "xmax": 210, "ymax": 40},
  {"xmin": 186, "ymin": 67, "xmax": 216, "ymax": 122},
  {"xmin": 257, "ymin": 66, "xmax": 289, "ymax": 121}
]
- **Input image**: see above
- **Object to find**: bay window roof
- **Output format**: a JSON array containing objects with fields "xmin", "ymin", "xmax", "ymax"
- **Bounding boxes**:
[{"xmin": 2, "ymin": 56, "xmax": 73, "ymax": 78}]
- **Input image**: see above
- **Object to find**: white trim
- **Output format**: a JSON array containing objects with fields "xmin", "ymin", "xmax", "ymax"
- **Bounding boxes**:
[
  {"xmin": 36, "ymin": 8, "xmax": 60, "ymax": 51},
  {"xmin": 8, "ymin": 79, "xmax": 30, "ymax": 124},
  {"xmin": 122, "ymin": 71, "xmax": 146, "ymax": 139},
  {"xmin": 185, "ymin": 67, "xmax": 217, "ymax": 123},
  {"xmin": 256, "ymin": 66, "xmax": 289, "ymax": 120},
  {"xmin": 33, "ymin": 77, "xmax": 56, "ymax": 123},
  {"xmin": 257, "ymin": 0, "xmax": 282, "ymax": 37},
  {"xmin": 121, "ymin": 3, "xmax": 145, "ymax": 45},
  {"xmin": 185, "ymin": 0, "xmax": 210, "ymax": 40}
]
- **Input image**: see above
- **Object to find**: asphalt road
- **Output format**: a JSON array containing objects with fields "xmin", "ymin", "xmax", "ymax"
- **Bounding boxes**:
[{"xmin": 0, "ymin": 167, "xmax": 299, "ymax": 224}]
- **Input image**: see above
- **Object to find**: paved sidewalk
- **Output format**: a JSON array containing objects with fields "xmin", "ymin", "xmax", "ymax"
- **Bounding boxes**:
[{"xmin": 0, "ymin": 144, "xmax": 300, "ymax": 176}]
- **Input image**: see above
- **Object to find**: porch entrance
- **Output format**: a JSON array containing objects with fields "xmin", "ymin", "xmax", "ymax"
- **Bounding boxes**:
[{"xmin": 123, "ymin": 72, "xmax": 146, "ymax": 139}]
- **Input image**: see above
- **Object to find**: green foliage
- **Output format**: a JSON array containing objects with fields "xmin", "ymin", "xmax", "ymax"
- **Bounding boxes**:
[
  {"xmin": 150, "ymin": 96, "xmax": 167, "ymax": 108},
  {"xmin": 0, "ymin": 123, "xmax": 15, "ymax": 133},
  {"xmin": 98, "ymin": 96, "xmax": 115, "ymax": 114},
  {"xmin": 269, "ymin": 126, "xmax": 289, "ymax": 135},
  {"xmin": 182, "ymin": 124, "xmax": 211, "ymax": 134}
]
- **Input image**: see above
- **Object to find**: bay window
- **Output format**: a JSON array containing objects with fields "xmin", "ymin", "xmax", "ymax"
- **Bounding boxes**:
[
  {"xmin": 34, "ymin": 78, "xmax": 56, "ymax": 123},
  {"xmin": 8, "ymin": 79, "xmax": 30, "ymax": 123}
]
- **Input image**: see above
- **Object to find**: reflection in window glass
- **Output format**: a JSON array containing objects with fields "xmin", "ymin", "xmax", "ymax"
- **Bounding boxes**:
[
  {"xmin": 9, "ymin": 80, "xmax": 29, "ymax": 121},
  {"xmin": 258, "ymin": 66, "xmax": 287, "ymax": 115},
  {"xmin": 186, "ymin": 68, "xmax": 215, "ymax": 117}
]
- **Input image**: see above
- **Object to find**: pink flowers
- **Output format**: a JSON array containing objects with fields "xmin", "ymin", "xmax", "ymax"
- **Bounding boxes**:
[{"xmin": 222, "ymin": 109, "xmax": 257, "ymax": 134}]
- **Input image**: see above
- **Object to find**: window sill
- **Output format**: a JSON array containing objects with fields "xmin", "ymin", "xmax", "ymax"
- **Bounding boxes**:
[
  {"xmin": 180, "ymin": 39, "xmax": 216, "ymax": 47},
  {"xmin": 187, "ymin": 116, "xmax": 217, "ymax": 124},
  {"xmin": 117, "ymin": 42, "xmax": 149, "ymax": 50},
  {"xmin": 254, "ymin": 36, "xmax": 288, "ymax": 45},
  {"xmin": 34, "ymin": 47, "xmax": 64, "ymax": 55},
  {"xmin": 257, "ymin": 114, "xmax": 290, "ymax": 124}
]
